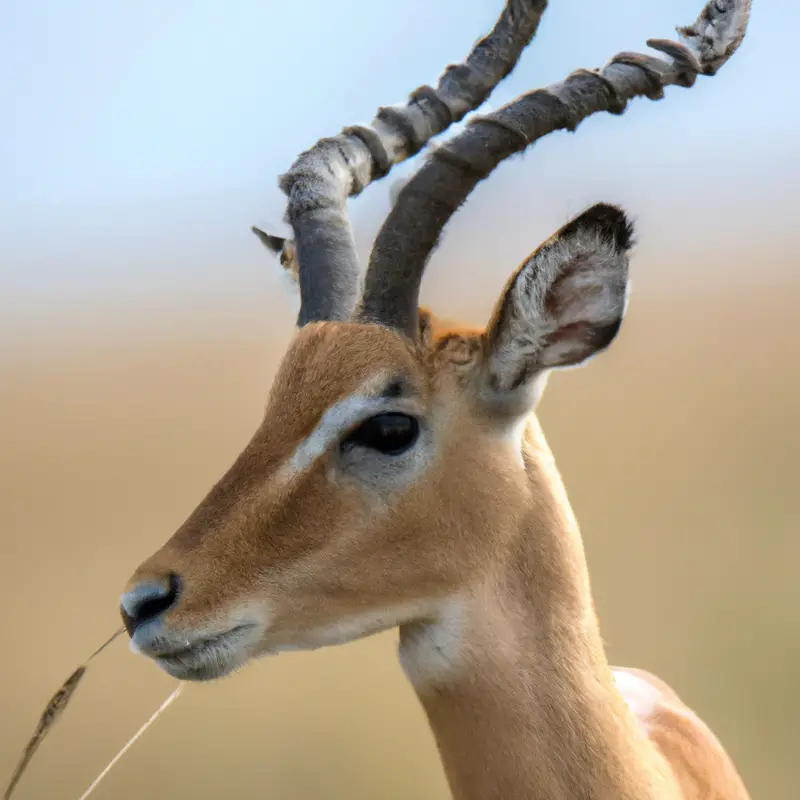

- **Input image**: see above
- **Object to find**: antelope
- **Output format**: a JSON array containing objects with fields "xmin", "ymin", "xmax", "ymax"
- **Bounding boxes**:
[{"xmin": 120, "ymin": 1, "xmax": 753, "ymax": 797}]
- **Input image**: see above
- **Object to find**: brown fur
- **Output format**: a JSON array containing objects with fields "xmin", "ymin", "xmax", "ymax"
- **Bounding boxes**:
[
  {"xmin": 122, "ymin": 200, "xmax": 745, "ymax": 800},
  {"xmin": 125, "ymin": 307, "xmax": 749, "ymax": 799}
]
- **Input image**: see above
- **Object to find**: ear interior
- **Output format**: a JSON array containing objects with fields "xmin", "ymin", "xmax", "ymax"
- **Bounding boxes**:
[{"xmin": 481, "ymin": 203, "xmax": 634, "ymax": 410}]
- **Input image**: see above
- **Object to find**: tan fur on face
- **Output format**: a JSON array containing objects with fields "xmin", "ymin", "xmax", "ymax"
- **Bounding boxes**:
[
  {"xmin": 124, "ymin": 205, "xmax": 750, "ymax": 799},
  {"xmin": 126, "ymin": 318, "xmax": 527, "ymax": 654}
]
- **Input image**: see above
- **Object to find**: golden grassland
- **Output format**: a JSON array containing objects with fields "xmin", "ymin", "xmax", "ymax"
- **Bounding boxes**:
[{"xmin": 1, "ymin": 278, "xmax": 798, "ymax": 799}]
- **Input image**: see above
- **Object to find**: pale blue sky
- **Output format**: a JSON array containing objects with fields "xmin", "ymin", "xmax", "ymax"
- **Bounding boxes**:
[{"xmin": 0, "ymin": 0, "xmax": 796, "ymax": 343}]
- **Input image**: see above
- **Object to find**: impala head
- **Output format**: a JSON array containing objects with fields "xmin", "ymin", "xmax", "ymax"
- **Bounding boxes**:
[
  {"xmin": 121, "ymin": 0, "xmax": 749, "ymax": 682},
  {"xmin": 122, "ymin": 201, "xmax": 633, "ymax": 681}
]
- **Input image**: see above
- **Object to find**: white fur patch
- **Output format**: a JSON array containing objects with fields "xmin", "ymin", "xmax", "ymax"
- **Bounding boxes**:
[
  {"xmin": 398, "ymin": 596, "xmax": 468, "ymax": 688},
  {"xmin": 503, "ymin": 414, "xmax": 531, "ymax": 468},
  {"xmin": 284, "ymin": 373, "xmax": 400, "ymax": 474},
  {"xmin": 613, "ymin": 670, "xmax": 660, "ymax": 720}
]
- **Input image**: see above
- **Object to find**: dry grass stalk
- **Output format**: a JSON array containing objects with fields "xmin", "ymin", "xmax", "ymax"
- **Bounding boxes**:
[
  {"xmin": 4, "ymin": 627, "xmax": 125, "ymax": 800},
  {"xmin": 75, "ymin": 685, "xmax": 183, "ymax": 800}
]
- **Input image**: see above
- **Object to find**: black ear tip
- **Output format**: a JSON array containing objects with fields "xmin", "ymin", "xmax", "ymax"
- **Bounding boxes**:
[
  {"xmin": 592, "ymin": 203, "xmax": 635, "ymax": 251},
  {"xmin": 252, "ymin": 227, "xmax": 286, "ymax": 255},
  {"xmin": 570, "ymin": 203, "xmax": 635, "ymax": 252}
]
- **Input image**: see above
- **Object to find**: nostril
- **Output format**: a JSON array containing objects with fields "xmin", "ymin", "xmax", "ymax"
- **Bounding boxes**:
[{"xmin": 120, "ymin": 573, "xmax": 182, "ymax": 636}]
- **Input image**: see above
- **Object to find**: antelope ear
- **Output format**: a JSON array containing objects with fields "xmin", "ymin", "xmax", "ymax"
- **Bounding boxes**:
[
  {"xmin": 252, "ymin": 227, "xmax": 299, "ymax": 284},
  {"xmin": 481, "ymin": 203, "xmax": 634, "ymax": 413}
]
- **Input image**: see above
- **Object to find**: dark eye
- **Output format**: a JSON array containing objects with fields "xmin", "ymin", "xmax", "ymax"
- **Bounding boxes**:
[{"xmin": 342, "ymin": 413, "xmax": 420, "ymax": 456}]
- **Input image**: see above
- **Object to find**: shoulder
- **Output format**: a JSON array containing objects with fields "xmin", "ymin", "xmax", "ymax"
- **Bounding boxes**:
[{"xmin": 612, "ymin": 667, "xmax": 751, "ymax": 800}]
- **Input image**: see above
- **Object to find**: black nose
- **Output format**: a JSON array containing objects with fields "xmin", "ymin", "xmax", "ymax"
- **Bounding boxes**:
[{"xmin": 120, "ymin": 573, "xmax": 181, "ymax": 635}]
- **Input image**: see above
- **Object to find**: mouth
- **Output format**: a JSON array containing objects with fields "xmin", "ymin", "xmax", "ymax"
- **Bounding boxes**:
[{"xmin": 137, "ymin": 624, "xmax": 260, "ymax": 681}]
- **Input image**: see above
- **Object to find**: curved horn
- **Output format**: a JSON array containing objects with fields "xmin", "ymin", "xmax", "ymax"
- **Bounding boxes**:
[
  {"xmin": 268, "ymin": 0, "xmax": 550, "ymax": 326},
  {"xmin": 359, "ymin": 0, "xmax": 752, "ymax": 337}
]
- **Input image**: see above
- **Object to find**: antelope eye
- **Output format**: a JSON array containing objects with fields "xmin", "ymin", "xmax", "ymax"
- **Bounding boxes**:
[{"xmin": 342, "ymin": 413, "xmax": 420, "ymax": 456}]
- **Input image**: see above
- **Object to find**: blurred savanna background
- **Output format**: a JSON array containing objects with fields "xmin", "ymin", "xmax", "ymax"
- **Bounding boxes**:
[{"xmin": 1, "ymin": 0, "xmax": 798, "ymax": 798}]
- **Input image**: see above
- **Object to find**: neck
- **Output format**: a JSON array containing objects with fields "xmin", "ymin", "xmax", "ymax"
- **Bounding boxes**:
[{"xmin": 398, "ymin": 419, "xmax": 671, "ymax": 800}]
